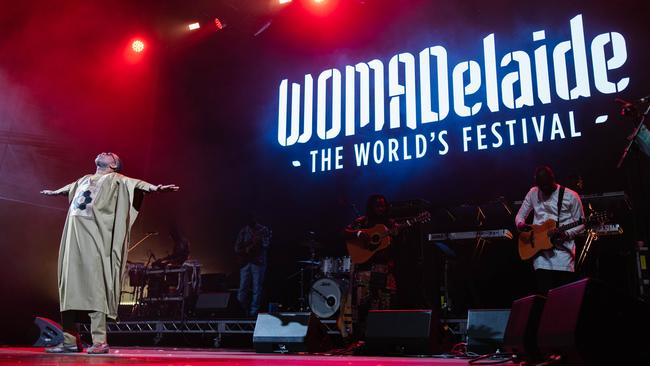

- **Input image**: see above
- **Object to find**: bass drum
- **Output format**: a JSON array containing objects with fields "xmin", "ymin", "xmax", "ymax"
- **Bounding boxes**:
[{"xmin": 308, "ymin": 277, "xmax": 348, "ymax": 319}]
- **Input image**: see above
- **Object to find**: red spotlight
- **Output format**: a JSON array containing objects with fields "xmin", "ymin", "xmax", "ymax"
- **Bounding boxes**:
[
  {"xmin": 131, "ymin": 39, "xmax": 145, "ymax": 53},
  {"xmin": 124, "ymin": 37, "xmax": 147, "ymax": 64},
  {"xmin": 214, "ymin": 18, "xmax": 224, "ymax": 30},
  {"xmin": 303, "ymin": 0, "xmax": 337, "ymax": 16}
]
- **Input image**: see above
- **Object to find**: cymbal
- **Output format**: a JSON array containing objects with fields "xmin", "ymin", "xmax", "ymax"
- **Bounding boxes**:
[
  {"xmin": 299, "ymin": 239, "xmax": 324, "ymax": 248},
  {"xmin": 297, "ymin": 260, "xmax": 320, "ymax": 266}
]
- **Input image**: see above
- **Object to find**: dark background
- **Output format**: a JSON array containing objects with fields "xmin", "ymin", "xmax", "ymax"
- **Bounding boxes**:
[{"xmin": 1, "ymin": 0, "xmax": 648, "ymax": 344}]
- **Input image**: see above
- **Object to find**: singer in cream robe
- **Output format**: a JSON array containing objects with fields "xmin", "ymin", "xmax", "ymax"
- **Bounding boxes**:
[
  {"xmin": 52, "ymin": 173, "xmax": 156, "ymax": 320},
  {"xmin": 42, "ymin": 152, "xmax": 178, "ymax": 354}
]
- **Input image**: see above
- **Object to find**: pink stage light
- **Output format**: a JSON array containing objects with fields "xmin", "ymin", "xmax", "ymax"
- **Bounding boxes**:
[
  {"xmin": 131, "ymin": 39, "xmax": 145, "ymax": 53},
  {"xmin": 214, "ymin": 18, "xmax": 224, "ymax": 30},
  {"xmin": 279, "ymin": 0, "xmax": 292, "ymax": 4},
  {"xmin": 188, "ymin": 22, "xmax": 200, "ymax": 31}
]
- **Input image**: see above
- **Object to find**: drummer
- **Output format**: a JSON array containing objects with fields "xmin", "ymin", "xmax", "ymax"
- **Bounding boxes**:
[
  {"xmin": 152, "ymin": 227, "xmax": 191, "ymax": 268},
  {"xmin": 343, "ymin": 194, "xmax": 398, "ymax": 338}
]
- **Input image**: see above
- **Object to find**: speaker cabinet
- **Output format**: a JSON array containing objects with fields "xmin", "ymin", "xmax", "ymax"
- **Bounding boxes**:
[
  {"xmin": 503, "ymin": 294, "xmax": 546, "ymax": 360},
  {"xmin": 32, "ymin": 317, "xmax": 64, "ymax": 347},
  {"xmin": 538, "ymin": 278, "xmax": 650, "ymax": 364},
  {"xmin": 253, "ymin": 312, "xmax": 331, "ymax": 353},
  {"xmin": 194, "ymin": 291, "xmax": 237, "ymax": 316},
  {"xmin": 466, "ymin": 309, "xmax": 511, "ymax": 355},
  {"xmin": 365, "ymin": 310, "xmax": 444, "ymax": 355}
]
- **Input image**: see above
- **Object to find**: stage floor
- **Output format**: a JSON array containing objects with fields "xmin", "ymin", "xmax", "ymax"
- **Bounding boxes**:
[{"xmin": 0, "ymin": 347, "xmax": 497, "ymax": 366}]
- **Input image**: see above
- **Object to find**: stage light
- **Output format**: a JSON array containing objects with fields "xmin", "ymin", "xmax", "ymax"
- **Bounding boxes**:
[
  {"xmin": 279, "ymin": 0, "xmax": 292, "ymax": 4},
  {"xmin": 188, "ymin": 22, "xmax": 200, "ymax": 31},
  {"xmin": 214, "ymin": 18, "xmax": 224, "ymax": 30},
  {"xmin": 124, "ymin": 37, "xmax": 147, "ymax": 64},
  {"xmin": 313, "ymin": 0, "xmax": 325, "ymax": 3},
  {"xmin": 131, "ymin": 39, "xmax": 145, "ymax": 53}
]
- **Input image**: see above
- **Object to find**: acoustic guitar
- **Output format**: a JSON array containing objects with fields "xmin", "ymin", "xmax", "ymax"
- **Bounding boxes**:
[
  {"xmin": 518, "ymin": 212, "xmax": 606, "ymax": 260},
  {"xmin": 346, "ymin": 211, "xmax": 431, "ymax": 264}
]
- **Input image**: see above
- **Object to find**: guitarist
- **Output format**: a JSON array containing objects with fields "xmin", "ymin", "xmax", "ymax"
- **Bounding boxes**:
[
  {"xmin": 343, "ymin": 194, "xmax": 398, "ymax": 337},
  {"xmin": 235, "ymin": 214, "xmax": 271, "ymax": 317},
  {"xmin": 515, "ymin": 166, "xmax": 586, "ymax": 294}
]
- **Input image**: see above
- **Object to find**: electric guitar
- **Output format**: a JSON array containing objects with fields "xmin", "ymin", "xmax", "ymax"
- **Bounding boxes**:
[
  {"xmin": 346, "ymin": 211, "xmax": 431, "ymax": 264},
  {"xmin": 518, "ymin": 211, "xmax": 607, "ymax": 260}
]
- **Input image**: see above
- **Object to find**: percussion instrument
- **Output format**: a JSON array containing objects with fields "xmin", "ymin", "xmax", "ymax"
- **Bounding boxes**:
[
  {"xmin": 318, "ymin": 256, "xmax": 352, "ymax": 278},
  {"xmin": 308, "ymin": 277, "xmax": 348, "ymax": 319},
  {"xmin": 127, "ymin": 262, "xmax": 147, "ymax": 287}
]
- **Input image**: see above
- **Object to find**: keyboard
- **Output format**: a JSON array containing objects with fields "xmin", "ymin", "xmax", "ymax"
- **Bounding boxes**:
[
  {"xmin": 592, "ymin": 224, "xmax": 623, "ymax": 236},
  {"xmin": 428, "ymin": 229, "xmax": 513, "ymax": 241}
]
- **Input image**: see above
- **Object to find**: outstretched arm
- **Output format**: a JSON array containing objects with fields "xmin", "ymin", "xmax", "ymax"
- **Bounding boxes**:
[
  {"xmin": 151, "ymin": 184, "xmax": 180, "ymax": 192},
  {"xmin": 40, "ymin": 182, "xmax": 74, "ymax": 196},
  {"xmin": 135, "ymin": 180, "xmax": 179, "ymax": 193}
]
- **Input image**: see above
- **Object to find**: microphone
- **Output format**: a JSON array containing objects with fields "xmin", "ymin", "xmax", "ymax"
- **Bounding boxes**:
[
  {"xmin": 498, "ymin": 196, "xmax": 513, "ymax": 216},
  {"xmin": 146, "ymin": 231, "xmax": 159, "ymax": 235}
]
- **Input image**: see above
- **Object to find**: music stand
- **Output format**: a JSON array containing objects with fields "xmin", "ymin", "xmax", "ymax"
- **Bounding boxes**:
[{"xmin": 433, "ymin": 242, "xmax": 457, "ymax": 315}]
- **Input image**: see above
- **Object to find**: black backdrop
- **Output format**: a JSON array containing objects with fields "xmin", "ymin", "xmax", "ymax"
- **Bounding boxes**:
[{"xmin": 1, "ymin": 0, "xmax": 648, "ymax": 344}]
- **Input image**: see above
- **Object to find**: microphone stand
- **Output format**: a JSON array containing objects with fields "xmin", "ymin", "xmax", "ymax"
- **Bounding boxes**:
[
  {"xmin": 128, "ymin": 232, "xmax": 158, "ymax": 253},
  {"xmin": 617, "ymin": 101, "xmax": 650, "ymax": 168}
]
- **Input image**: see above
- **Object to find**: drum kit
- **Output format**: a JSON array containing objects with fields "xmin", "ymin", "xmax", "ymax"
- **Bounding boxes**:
[{"xmin": 294, "ymin": 238, "xmax": 351, "ymax": 319}]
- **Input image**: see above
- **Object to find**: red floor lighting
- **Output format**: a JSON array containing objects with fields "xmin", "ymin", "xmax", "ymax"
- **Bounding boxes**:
[{"xmin": 0, "ymin": 347, "xmax": 480, "ymax": 366}]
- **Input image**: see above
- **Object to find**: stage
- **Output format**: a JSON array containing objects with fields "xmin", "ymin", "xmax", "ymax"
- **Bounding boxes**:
[
  {"xmin": 0, "ymin": 347, "xmax": 491, "ymax": 366},
  {"xmin": 2, "ymin": 1, "xmax": 650, "ymax": 365}
]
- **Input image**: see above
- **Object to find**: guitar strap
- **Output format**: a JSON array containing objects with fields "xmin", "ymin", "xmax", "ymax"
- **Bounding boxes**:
[
  {"xmin": 555, "ymin": 186, "xmax": 574, "ymax": 258},
  {"xmin": 556, "ymin": 186, "xmax": 565, "ymax": 226}
]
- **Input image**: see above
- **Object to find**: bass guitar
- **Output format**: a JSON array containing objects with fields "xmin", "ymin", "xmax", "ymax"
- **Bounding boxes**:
[
  {"xmin": 346, "ymin": 211, "xmax": 431, "ymax": 264},
  {"xmin": 518, "ymin": 212, "xmax": 606, "ymax": 260}
]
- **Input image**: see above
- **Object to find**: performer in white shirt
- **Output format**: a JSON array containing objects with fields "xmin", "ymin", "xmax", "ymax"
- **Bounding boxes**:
[{"xmin": 515, "ymin": 166, "xmax": 585, "ymax": 294}]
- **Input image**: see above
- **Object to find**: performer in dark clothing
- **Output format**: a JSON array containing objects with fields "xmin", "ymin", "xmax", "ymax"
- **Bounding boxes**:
[
  {"xmin": 153, "ymin": 227, "xmax": 190, "ymax": 267},
  {"xmin": 623, "ymin": 126, "xmax": 650, "ymax": 299},
  {"xmin": 235, "ymin": 215, "xmax": 271, "ymax": 317},
  {"xmin": 623, "ymin": 136, "xmax": 650, "ymax": 250}
]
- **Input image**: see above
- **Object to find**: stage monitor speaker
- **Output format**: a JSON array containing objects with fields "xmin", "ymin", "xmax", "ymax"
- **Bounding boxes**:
[
  {"xmin": 194, "ymin": 291, "xmax": 237, "ymax": 316},
  {"xmin": 253, "ymin": 312, "xmax": 331, "ymax": 353},
  {"xmin": 466, "ymin": 309, "xmax": 511, "ymax": 355},
  {"xmin": 33, "ymin": 317, "xmax": 64, "ymax": 347},
  {"xmin": 365, "ymin": 309, "xmax": 444, "ymax": 355},
  {"xmin": 538, "ymin": 278, "xmax": 650, "ymax": 364},
  {"xmin": 200, "ymin": 273, "xmax": 227, "ymax": 292},
  {"xmin": 503, "ymin": 294, "xmax": 546, "ymax": 360}
]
